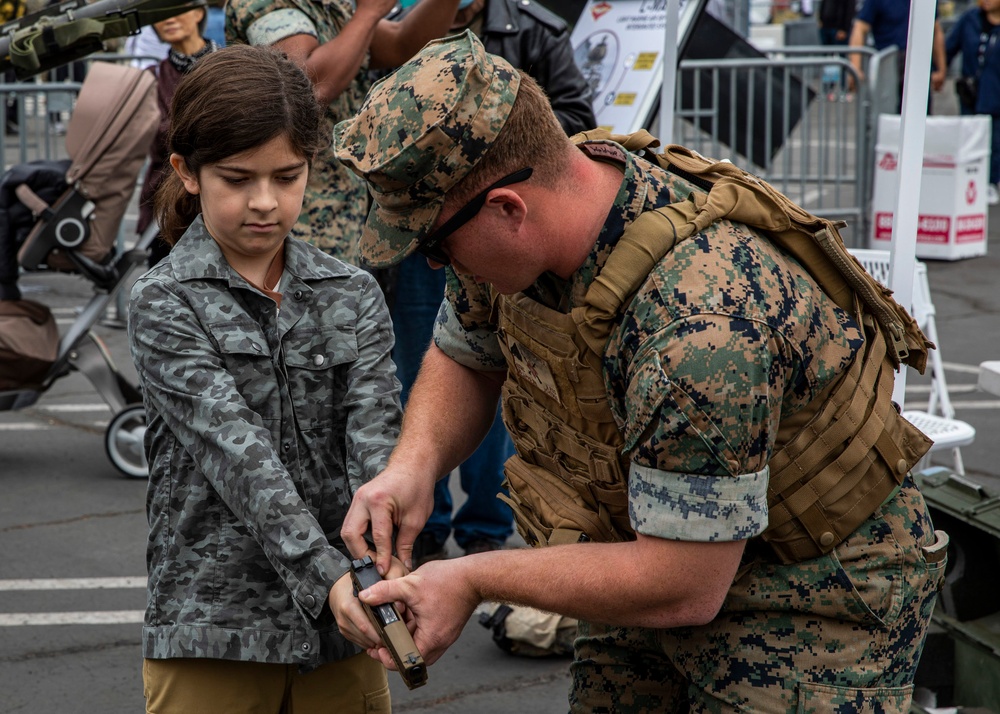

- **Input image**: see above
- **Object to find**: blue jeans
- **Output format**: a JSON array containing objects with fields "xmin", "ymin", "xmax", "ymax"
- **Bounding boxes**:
[{"xmin": 390, "ymin": 254, "xmax": 514, "ymax": 549}]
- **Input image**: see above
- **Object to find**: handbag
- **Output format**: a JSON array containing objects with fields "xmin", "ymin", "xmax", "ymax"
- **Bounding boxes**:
[{"xmin": 955, "ymin": 75, "xmax": 978, "ymax": 109}]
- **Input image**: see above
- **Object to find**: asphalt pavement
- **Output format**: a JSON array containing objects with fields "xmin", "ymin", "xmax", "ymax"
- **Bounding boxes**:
[{"xmin": 2, "ymin": 154, "xmax": 1000, "ymax": 714}]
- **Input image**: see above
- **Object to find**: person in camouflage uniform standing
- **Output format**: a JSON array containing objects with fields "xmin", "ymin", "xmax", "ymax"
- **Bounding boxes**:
[
  {"xmin": 334, "ymin": 32, "xmax": 948, "ymax": 712},
  {"xmin": 128, "ymin": 46, "xmax": 402, "ymax": 712},
  {"xmin": 225, "ymin": 0, "xmax": 461, "ymax": 262}
]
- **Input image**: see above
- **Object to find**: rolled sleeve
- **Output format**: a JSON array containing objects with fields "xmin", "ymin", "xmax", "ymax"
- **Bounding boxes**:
[
  {"xmin": 628, "ymin": 462, "xmax": 769, "ymax": 542},
  {"xmin": 432, "ymin": 297, "xmax": 507, "ymax": 371},
  {"xmin": 246, "ymin": 8, "xmax": 317, "ymax": 45}
]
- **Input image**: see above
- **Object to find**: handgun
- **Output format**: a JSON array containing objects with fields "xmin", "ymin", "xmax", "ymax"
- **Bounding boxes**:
[{"xmin": 350, "ymin": 555, "xmax": 428, "ymax": 689}]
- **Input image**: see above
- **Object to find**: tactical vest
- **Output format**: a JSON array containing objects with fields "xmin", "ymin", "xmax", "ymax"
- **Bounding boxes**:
[{"xmin": 496, "ymin": 131, "xmax": 933, "ymax": 564}]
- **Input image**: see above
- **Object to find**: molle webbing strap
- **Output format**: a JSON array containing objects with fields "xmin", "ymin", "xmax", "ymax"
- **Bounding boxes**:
[
  {"xmin": 572, "ymin": 206, "xmax": 681, "ymax": 357},
  {"xmin": 768, "ymin": 315, "xmax": 885, "ymax": 486},
  {"xmin": 764, "ymin": 321, "xmax": 904, "ymax": 555}
]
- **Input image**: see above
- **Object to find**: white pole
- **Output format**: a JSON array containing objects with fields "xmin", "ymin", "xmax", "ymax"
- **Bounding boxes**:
[
  {"xmin": 888, "ymin": 0, "xmax": 935, "ymax": 407},
  {"xmin": 659, "ymin": 0, "xmax": 681, "ymax": 144}
]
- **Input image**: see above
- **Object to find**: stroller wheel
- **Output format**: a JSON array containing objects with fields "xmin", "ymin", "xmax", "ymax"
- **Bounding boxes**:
[{"xmin": 106, "ymin": 404, "xmax": 148, "ymax": 479}]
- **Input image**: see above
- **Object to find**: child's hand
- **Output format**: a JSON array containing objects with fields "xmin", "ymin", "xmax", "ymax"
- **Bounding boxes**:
[{"xmin": 329, "ymin": 555, "xmax": 411, "ymax": 651}]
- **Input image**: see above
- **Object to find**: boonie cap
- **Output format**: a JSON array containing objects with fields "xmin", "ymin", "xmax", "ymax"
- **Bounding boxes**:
[{"xmin": 333, "ymin": 30, "xmax": 521, "ymax": 268}]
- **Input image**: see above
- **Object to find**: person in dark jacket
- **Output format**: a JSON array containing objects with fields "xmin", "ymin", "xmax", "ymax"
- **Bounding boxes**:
[
  {"xmin": 385, "ymin": 0, "xmax": 597, "ymax": 568},
  {"xmin": 388, "ymin": 0, "xmax": 594, "ymax": 135},
  {"xmin": 137, "ymin": 0, "xmax": 218, "ymax": 267},
  {"xmin": 947, "ymin": 0, "xmax": 1000, "ymax": 205},
  {"xmin": 818, "ymin": 0, "xmax": 854, "ymax": 46},
  {"xmin": 818, "ymin": 0, "xmax": 856, "ymax": 98}
]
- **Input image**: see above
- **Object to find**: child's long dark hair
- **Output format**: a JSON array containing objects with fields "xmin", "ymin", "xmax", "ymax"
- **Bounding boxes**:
[{"xmin": 154, "ymin": 44, "xmax": 325, "ymax": 245}]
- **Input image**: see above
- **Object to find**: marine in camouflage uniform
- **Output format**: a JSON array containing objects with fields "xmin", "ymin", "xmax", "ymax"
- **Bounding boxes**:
[
  {"xmin": 226, "ymin": 0, "xmax": 370, "ymax": 261},
  {"xmin": 127, "ymin": 216, "xmax": 401, "ymax": 670},
  {"xmin": 333, "ymin": 33, "xmax": 946, "ymax": 711}
]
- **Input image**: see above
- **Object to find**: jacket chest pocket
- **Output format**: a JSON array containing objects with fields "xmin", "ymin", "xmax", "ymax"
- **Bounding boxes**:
[
  {"xmin": 210, "ymin": 323, "xmax": 278, "ymax": 419},
  {"xmin": 283, "ymin": 326, "xmax": 359, "ymax": 429}
]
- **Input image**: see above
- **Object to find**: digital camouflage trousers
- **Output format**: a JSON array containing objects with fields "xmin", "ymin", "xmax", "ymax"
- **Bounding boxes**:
[{"xmin": 569, "ymin": 476, "xmax": 946, "ymax": 713}]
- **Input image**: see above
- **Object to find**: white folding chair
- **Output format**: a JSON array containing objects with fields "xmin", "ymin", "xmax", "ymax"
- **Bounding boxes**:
[
  {"xmin": 848, "ymin": 248, "xmax": 976, "ymax": 474},
  {"xmin": 979, "ymin": 360, "xmax": 1000, "ymax": 397}
]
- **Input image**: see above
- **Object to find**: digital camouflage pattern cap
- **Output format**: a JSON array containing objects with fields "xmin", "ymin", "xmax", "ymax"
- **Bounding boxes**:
[{"xmin": 333, "ymin": 30, "xmax": 521, "ymax": 268}]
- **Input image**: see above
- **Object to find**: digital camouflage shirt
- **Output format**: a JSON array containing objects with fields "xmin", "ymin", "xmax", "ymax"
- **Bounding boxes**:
[
  {"xmin": 226, "ymin": 0, "xmax": 371, "ymax": 262},
  {"xmin": 433, "ymin": 142, "xmax": 863, "ymax": 544},
  {"xmin": 128, "ymin": 216, "xmax": 401, "ymax": 666}
]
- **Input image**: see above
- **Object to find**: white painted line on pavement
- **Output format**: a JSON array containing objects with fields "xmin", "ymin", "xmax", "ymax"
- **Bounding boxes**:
[
  {"xmin": 906, "ymin": 384, "xmax": 978, "ymax": 394},
  {"xmin": 904, "ymin": 401, "xmax": 1000, "ymax": 410},
  {"xmin": 36, "ymin": 404, "xmax": 111, "ymax": 413},
  {"xmin": 0, "ymin": 421, "xmax": 109, "ymax": 430},
  {"xmin": 951, "ymin": 401, "xmax": 1000, "ymax": 409},
  {"xmin": 0, "ymin": 577, "xmax": 145, "ymax": 591},
  {"xmin": 943, "ymin": 362, "xmax": 988, "ymax": 375},
  {"xmin": 0, "ymin": 611, "xmax": 144, "ymax": 626}
]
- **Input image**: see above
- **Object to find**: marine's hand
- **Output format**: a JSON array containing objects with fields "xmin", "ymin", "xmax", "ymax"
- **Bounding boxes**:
[
  {"xmin": 330, "ymin": 555, "xmax": 411, "ymax": 650},
  {"xmin": 357, "ymin": 558, "xmax": 480, "ymax": 668},
  {"xmin": 343, "ymin": 465, "xmax": 436, "ymax": 574}
]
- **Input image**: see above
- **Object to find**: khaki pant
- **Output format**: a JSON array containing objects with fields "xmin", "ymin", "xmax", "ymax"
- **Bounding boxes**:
[{"xmin": 143, "ymin": 653, "xmax": 390, "ymax": 714}]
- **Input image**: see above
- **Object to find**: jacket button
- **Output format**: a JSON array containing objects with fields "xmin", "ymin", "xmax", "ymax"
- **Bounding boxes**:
[
  {"xmin": 896, "ymin": 459, "xmax": 909, "ymax": 475},
  {"xmin": 301, "ymin": 642, "xmax": 311, "ymax": 652},
  {"xmin": 293, "ymin": 290, "xmax": 304, "ymax": 300},
  {"xmin": 282, "ymin": 441, "xmax": 291, "ymax": 452},
  {"xmin": 313, "ymin": 354, "xmax": 325, "ymax": 367},
  {"xmin": 819, "ymin": 532, "xmax": 835, "ymax": 547},
  {"xmin": 505, "ymin": 23, "xmax": 513, "ymax": 29},
  {"xmin": 251, "ymin": 342, "xmax": 262, "ymax": 352},
  {"xmin": 304, "ymin": 594, "xmax": 316, "ymax": 609}
]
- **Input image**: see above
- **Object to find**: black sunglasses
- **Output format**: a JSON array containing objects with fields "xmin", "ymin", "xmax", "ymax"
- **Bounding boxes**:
[{"xmin": 417, "ymin": 167, "xmax": 534, "ymax": 266}]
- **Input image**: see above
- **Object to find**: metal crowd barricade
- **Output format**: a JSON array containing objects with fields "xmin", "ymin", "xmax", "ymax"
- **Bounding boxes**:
[
  {"xmin": 0, "ymin": 79, "xmax": 81, "ymax": 172},
  {"xmin": 673, "ymin": 45, "xmax": 897, "ymax": 248},
  {"xmin": 1, "ymin": 53, "xmax": 161, "ymax": 172}
]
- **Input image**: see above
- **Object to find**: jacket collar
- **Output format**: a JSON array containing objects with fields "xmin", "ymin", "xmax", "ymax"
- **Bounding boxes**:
[{"xmin": 168, "ymin": 215, "xmax": 352, "ymax": 285}]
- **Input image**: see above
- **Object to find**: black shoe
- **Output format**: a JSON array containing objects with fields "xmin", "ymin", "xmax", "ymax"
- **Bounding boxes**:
[
  {"xmin": 412, "ymin": 532, "xmax": 447, "ymax": 568},
  {"xmin": 463, "ymin": 539, "xmax": 503, "ymax": 556}
]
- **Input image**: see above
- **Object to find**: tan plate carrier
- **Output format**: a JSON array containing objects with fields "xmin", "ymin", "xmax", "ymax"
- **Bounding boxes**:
[{"xmin": 496, "ymin": 129, "xmax": 933, "ymax": 564}]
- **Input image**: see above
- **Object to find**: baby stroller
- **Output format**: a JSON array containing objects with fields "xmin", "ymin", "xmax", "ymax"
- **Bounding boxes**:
[{"xmin": 0, "ymin": 60, "xmax": 160, "ymax": 478}]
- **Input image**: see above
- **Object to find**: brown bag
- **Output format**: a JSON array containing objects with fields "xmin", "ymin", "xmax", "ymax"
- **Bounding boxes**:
[{"xmin": 0, "ymin": 299, "xmax": 58, "ymax": 390}]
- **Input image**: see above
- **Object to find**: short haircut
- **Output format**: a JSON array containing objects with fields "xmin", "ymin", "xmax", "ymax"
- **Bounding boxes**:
[{"xmin": 448, "ymin": 70, "xmax": 571, "ymax": 206}]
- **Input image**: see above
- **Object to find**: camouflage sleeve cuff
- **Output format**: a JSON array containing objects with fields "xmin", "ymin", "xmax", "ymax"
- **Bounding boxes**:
[
  {"xmin": 627, "ymin": 463, "xmax": 769, "ymax": 541},
  {"xmin": 295, "ymin": 549, "xmax": 351, "ymax": 620},
  {"xmin": 246, "ymin": 8, "xmax": 317, "ymax": 46},
  {"xmin": 433, "ymin": 297, "xmax": 507, "ymax": 371}
]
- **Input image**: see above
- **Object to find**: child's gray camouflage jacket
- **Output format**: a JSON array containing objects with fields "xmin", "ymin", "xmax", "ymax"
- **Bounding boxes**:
[{"xmin": 127, "ymin": 216, "xmax": 401, "ymax": 667}]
